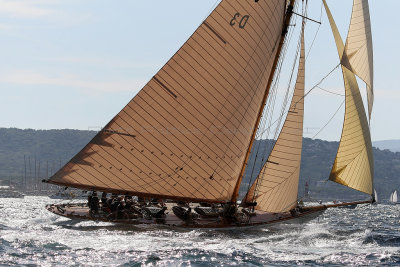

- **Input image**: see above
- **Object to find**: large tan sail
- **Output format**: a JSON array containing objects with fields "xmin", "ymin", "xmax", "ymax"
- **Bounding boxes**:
[
  {"xmin": 343, "ymin": 0, "xmax": 374, "ymax": 119},
  {"xmin": 46, "ymin": 1, "xmax": 287, "ymax": 203},
  {"xmin": 323, "ymin": 0, "xmax": 373, "ymax": 195},
  {"xmin": 244, "ymin": 23, "xmax": 305, "ymax": 213}
]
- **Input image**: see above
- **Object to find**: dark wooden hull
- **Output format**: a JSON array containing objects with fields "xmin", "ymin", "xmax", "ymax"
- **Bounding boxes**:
[
  {"xmin": 46, "ymin": 203, "xmax": 327, "ymax": 229},
  {"xmin": 46, "ymin": 200, "xmax": 371, "ymax": 229}
]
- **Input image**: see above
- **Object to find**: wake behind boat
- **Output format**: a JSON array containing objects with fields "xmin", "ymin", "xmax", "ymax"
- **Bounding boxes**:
[{"xmin": 44, "ymin": 0, "xmax": 376, "ymax": 228}]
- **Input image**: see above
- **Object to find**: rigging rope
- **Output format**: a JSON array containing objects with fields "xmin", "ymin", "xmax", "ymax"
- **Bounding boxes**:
[
  {"xmin": 252, "ymin": 63, "xmax": 340, "ymax": 142},
  {"xmin": 302, "ymin": 63, "xmax": 340, "ymax": 100},
  {"xmin": 305, "ymin": 1, "xmax": 323, "ymax": 61},
  {"xmin": 316, "ymin": 86, "xmax": 345, "ymax": 96},
  {"xmin": 311, "ymin": 99, "xmax": 345, "ymax": 139}
]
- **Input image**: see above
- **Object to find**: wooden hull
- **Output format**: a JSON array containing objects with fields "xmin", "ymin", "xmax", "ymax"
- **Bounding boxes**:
[
  {"xmin": 46, "ymin": 203, "xmax": 328, "ymax": 229},
  {"xmin": 46, "ymin": 200, "xmax": 371, "ymax": 229}
]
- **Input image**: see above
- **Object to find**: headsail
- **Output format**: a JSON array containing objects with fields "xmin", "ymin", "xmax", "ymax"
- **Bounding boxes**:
[
  {"xmin": 343, "ymin": 0, "xmax": 374, "ymax": 119},
  {"xmin": 323, "ymin": 0, "xmax": 374, "ymax": 195},
  {"xmin": 45, "ymin": 1, "xmax": 287, "ymax": 203},
  {"xmin": 243, "ymin": 21, "xmax": 306, "ymax": 213}
]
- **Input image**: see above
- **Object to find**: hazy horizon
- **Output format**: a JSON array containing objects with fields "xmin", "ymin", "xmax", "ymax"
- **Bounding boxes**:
[{"xmin": 1, "ymin": 126, "xmax": 399, "ymax": 143}]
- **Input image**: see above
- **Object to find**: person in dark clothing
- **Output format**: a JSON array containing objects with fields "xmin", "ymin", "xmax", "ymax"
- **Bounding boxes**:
[
  {"xmin": 87, "ymin": 193, "xmax": 93, "ymax": 210},
  {"xmin": 110, "ymin": 196, "xmax": 120, "ymax": 213},
  {"xmin": 183, "ymin": 207, "xmax": 192, "ymax": 221},
  {"xmin": 124, "ymin": 196, "xmax": 132, "ymax": 209},
  {"xmin": 117, "ymin": 197, "xmax": 127, "ymax": 219},
  {"xmin": 106, "ymin": 197, "xmax": 113, "ymax": 210},
  {"xmin": 108, "ymin": 196, "xmax": 123, "ymax": 219},
  {"xmin": 222, "ymin": 203, "xmax": 237, "ymax": 222},
  {"xmin": 101, "ymin": 192, "xmax": 107, "ymax": 206},
  {"xmin": 137, "ymin": 196, "xmax": 144, "ymax": 205},
  {"xmin": 100, "ymin": 192, "xmax": 110, "ymax": 213},
  {"xmin": 90, "ymin": 192, "xmax": 99, "ymax": 215}
]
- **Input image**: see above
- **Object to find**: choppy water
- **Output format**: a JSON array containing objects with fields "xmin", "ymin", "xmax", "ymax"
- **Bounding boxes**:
[{"xmin": 1, "ymin": 197, "xmax": 400, "ymax": 266}]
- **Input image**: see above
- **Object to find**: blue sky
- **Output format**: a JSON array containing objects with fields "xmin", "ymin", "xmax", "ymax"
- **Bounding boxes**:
[{"xmin": 0, "ymin": 0, "xmax": 398, "ymax": 141}]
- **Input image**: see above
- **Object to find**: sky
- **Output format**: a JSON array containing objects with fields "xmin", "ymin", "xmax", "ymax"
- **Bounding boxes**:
[{"xmin": 0, "ymin": 0, "xmax": 398, "ymax": 141}]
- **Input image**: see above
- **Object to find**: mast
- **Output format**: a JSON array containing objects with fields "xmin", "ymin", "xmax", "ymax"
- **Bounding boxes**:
[{"xmin": 230, "ymin": 0, "xmax": 297, "ymax": 203}]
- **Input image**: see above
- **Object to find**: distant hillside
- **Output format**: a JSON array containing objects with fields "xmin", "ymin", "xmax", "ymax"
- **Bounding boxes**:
[
  {"xmin": 0, "ymin": 128, "xmax": 96, "ymax": 179},
  {"xmin": 373, "ymin": 140, "xmax": 400, "ymax": 153},
  {"xmin": 241, "ymin": 138, "xmax": 400, "ymax": 201},
  {"xmin": 0, "ymin": 128, "xmax": 399, "ymax": 201}
]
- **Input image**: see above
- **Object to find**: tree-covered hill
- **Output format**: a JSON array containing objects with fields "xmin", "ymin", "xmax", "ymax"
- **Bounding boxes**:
[
  {"xmin": 373, "ymin": 140, "xmax": 400, "ymax": 152},
  {"xmin": 0, "ymin": 128, "xmax": 96, "ymax": 179},
  {"xmin": 0, "ymin": 128, "xmax": 399, "ymax": 201},
  {"xmin": 241, "ymin": 138, "xmax": 400, "ymax": 201}
]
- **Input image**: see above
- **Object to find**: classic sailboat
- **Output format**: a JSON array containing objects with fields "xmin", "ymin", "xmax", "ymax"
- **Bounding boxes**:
[
  {"xmin": 389, "ymin": 190, "xmax": 398, "ymax": 204},
  {"xmin": 44, "ymin": 0, "xmax": 375, "ymax": 228}
]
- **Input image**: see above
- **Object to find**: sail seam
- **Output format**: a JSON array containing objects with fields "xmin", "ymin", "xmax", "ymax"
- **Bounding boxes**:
[
  {"xmin": 203, "ymin": 21, "xmax": 227, "ymax": 44},
  {"xmin": 153, "ymin": 76, "xmax": 178, "ymax": 98}
]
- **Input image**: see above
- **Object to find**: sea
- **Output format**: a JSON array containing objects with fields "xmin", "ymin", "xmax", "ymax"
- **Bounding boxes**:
[{"xmin": 1, "ymin": 196, "xmax": 400, "ymax": 266}]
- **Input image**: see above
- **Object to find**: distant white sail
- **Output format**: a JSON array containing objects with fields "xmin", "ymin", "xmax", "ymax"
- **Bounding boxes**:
[{"xmin": 390, "ymin": 190, "xmax": 398, "ymax": 203}]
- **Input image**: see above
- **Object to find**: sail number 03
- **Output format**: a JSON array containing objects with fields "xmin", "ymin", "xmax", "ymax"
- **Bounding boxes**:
[{"xmin": 230, "ymin": 13, "xmax": 250, "ymax": 29}]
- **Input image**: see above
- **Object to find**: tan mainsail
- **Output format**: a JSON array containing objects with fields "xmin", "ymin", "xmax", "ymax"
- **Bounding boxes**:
[
  {"xmin": 244, "ymin": 23, "xmax": 305, "ymax": 213},
  {"xmin": 323, "ymin": 0, "xmax": 373, "ymax": 195},
  {"xmin": 343, "ymin": 0, "xmax": 374, "ymax": 119},
  {"xmin": 47, "ymin": 1, "xmax": 287, "ymax": 203}
]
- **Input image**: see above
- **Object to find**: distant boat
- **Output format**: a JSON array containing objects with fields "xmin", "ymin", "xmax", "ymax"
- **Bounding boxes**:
[
  {"xmin": 49, "ymin": 190, "xmax": 87, "ymax": 200},
  {"xmin": 0, "ymin": 186, "xmax": 24, "ymax": 199},
  {"xmin": 389, "ymin": 190, "xmax": 398, "ymax": 204},
  {"xmin": 44, "ymin": 0, "xmax": 375, "ymax": 228}
]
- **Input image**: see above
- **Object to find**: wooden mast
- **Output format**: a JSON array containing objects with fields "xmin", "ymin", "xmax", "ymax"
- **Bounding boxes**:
[{"xmin": 231, "ymin": 0, "xmax": 297, "ymax": 203}]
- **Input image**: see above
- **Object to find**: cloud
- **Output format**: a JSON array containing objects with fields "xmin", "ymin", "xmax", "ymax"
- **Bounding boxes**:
[
  {"xmin": 45, "ymin": 56, "xmax": 158, "ymax": 69},
  {"xmin": 0, "ymin": 0, "xmax": 56, "ymax": 18},
  {"xmin": 0, "ymin": 23, "xmax": 14, "ymax": 31},
  {"xmin": 0, "ymin": 70, "xmax": 147, "ymax": 94},
  {"xmin": 0, "ymin": 0, "xmax": 93, "ymax": 28}
]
